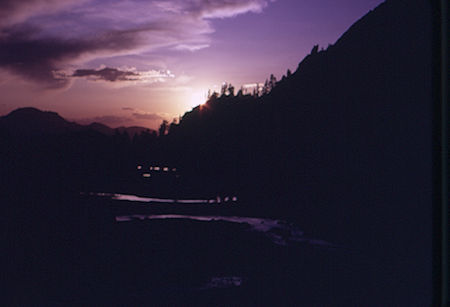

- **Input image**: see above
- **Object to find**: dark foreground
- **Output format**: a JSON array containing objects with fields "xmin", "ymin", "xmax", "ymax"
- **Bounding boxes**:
[{"xmin": 4, "ymin": 192, "xmax": 429, "ymax": 307}]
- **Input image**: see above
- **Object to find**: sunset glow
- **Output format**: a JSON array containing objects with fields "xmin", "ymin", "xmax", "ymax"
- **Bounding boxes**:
[
  {"xmin": 187, "ymin": 89, "xmax": 208, "ymax": 110},
  {"xmin": 2, "ymin": 1, "xmax": 435, "ymax": 304},
  {"xmin": 0, "ymin": 0, "xmax": 384, "ymax": 129}
]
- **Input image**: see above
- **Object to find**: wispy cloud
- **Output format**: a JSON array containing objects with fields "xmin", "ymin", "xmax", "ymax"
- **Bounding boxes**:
[
  {"xmin": 75, "ymin": 110, "xmax": 166, "ymax": 127},
  {"xmin": 0, "ymin": 0, "xmax": 273, "ymax": 88},
  {"xmin": 173, "ymin": 44, "xmax": 210, "ymax": 52},
  {"xmin": 132, "ymin": 112, "xmax": 163, "ymax": 121},
  {"xmin": 0, "ymin": 0, "xmax": 85, "ymax": 27},
  {"xmin": 76, "ymin": 114, "xmax": 130, "ymax": 127},
  {"xmin": 70, "ymin": 67, "xmax": 174, "ymax": 83},
  {"xmin": 187, "ymin": 0, "xmax": 272, "ymax": 19}
]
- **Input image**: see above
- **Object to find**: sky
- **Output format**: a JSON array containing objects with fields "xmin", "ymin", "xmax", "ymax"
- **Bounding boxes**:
[{"xmin": 0, "ymin": 0, "xmax": 384, "ymax": 129}]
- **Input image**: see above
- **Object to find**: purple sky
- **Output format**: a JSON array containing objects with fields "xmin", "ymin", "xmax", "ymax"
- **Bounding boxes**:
[{"xmin": 0, "ymin": 0, "xmax": 384, "ymax": 129}]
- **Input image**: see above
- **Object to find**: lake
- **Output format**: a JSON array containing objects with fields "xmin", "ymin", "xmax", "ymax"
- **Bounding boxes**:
[{"xmin": 66, "ymin": 191, "xmax": 395, "ymax": 306}]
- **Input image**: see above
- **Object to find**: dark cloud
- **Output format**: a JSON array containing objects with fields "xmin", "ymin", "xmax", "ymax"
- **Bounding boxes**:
[
  {"xmin": 0, "ymin": 26, "xmax": 141, "ymax": 87},
  {"xmin": 132, "ymin": 112, "xmax": 163, "ymax": 121},
  {"xmin": 122, "ymin": 107, "xmax": 134, "ymax": 111},
  {"xmin": 0, "ymin": 0, "xmax": 82, "ymax": 27},
  {"xmin": 72, "ymin": 67, "xmax": 139, "ymax": 82},
  {"xmin": 71, "ymin": 67, "xmax": 174, "ymax": 84},
  {"xmin": 0, "ymin": 0, "xmax": 271, "ymax": 88}
]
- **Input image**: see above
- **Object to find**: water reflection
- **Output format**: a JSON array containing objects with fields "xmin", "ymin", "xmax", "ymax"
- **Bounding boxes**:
[
  {"xmin": 112, "ymin": 194, "xmax": 175, "ymax": 203},
  {"xmin": 115, "ymin": 214, "xmax": 337, "ymax": 248},
  {"xmin": 91, "ymin": 192, "xmax": 237, "ymax": 205},
  {"xmin": 137, "ymin": 164, "xmax": 178, "ymax": 173}
]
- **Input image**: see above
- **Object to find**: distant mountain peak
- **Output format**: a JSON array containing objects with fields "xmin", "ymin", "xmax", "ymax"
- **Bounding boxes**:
[
  {"xmin": 6, "ymin": 107, "xmax": 61, "ymax": 118},
  {"xmin": 0, "ymin": 107, "xmax": 155, "ymax": 137}
]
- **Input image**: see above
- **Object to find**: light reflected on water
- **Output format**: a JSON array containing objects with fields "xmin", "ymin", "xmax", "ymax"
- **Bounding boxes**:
[
  {"xmin": 114, "ymin": 214, "xmax": 337, "ymax": 248},
  {"xmin": 137, "ymin": 165, "xmax": 178, "ymax": 173},
  {"xmin": 91, "ymin": 192, "xmax": 237, "ymax": 205},
  {"xmin": 112, "ymin": 194, "xmax": 175, "ymax": 203}
]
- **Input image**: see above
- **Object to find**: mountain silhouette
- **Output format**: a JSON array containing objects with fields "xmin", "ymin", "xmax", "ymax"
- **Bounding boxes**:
[
  {"xmin": 0, "ymin": 0, "xmax": 436, "ymax": 305},
  {"xmin": 116, "ymin": 126, "xmax": 152, "ymax": 137},
  {"xmin": 86, "ymin": 122, "xmax": 115, "ymax": 135},
  {"xmin": 167, "ymin": 0, "xmax": 432, "ymax": 209},
  {"xmin": 0, "ymin": 107, "xmax": 155, "ymax": 137},
  {"xmin": 0, "ymin": 107, "xmax": 81, "ymax": 136},
  {"xmin": 161, "ymin": 0, "xmax": 434, "ymax": 304}
]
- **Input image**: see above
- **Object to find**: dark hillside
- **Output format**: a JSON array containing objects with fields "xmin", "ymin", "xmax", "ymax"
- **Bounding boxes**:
[
  {"xmin": 0, "ymin": 107, "xmax": 82, "ymax": 136},
  {"xmin": 163, "ymin": 0, "xmax": 433, "ymax": 303}
]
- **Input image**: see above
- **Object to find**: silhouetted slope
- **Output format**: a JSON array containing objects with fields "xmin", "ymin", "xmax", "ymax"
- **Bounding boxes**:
[
  {"xmin": 116, "ymin": 126, "xmax": 152, "ymax": 138},
  {"xmin": 0, "ymin": 107, "xmax": 155, "ymax": 137},
  {"xmin": 0, "ymin": 107, "xmax": 82, "ymax": 135},
  {"xmin": 0, "ymin": 107, "xmax": 160, "ymax": 198},
  {"xmin": 164, "ymin": 0, "xmax": 433, "ymax": 304},
  {"xmin": 87, "ymin": 122, "xmax": 115, "ymax": 135},
  {"xmin": 268, "ymin": 0, "xmax": 432, "ymax": 205}
]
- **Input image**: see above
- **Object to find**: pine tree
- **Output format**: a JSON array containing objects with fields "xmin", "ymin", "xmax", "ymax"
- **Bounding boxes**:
[
  {"xmin": 158, "ymin": 120, "xmax": 168, "ymax": 137},
  {"xmin": 227, "ymin": 83, "xmax": 235, "ymax": 96},
  {"xmin": 220, "ymin": 83, "xmax": 228, "ymax": 97},
  {"xmin": 269, "ymin": 74, "xmax": 277, "ymax": 90},
  {"xmin": 262, "ymin": 79, "xmax": 270, "ymax": 95}
]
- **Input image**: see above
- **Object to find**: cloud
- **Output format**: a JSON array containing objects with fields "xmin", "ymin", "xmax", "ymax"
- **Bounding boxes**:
[
  {"xmin": 185, "ymin": 0, "xmax": 272, "ymax": 19},
  {"xmin": 0, "ymin": 0, "xmax": 85, "ymax": 27},
  {"xmin": 122, "ymin": 107, "xmax": 134, "ymax": 111},
  {"xmin": 0, "ymin": 26, "xmax": 143, "ymax": 87},
  {"xmin": 69, "ymin": 67, "xmax": 175, "ymax": 84},
  {"xmin": 75, "ymin": 111, "xmax": 166, "ymax": 129},
  {"xmin": 72, "ymin": 67, "xmax": 137, "ymax": 82},
  {"xmin": 173, "ymin": 44, "xmax": 210, "ymax": 52},
  {"xmin": 132, "ymin": 112, "xmax": 164, "ymax": 121},
  {"xmin": 0, "ymin": 0, "xmax": 272, "ymax": 87}
]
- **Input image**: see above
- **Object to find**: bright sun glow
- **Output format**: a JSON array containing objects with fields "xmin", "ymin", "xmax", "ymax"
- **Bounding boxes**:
[{"xmin": 186, "ymin": 90, "xmax": 207, "ymax": 109}]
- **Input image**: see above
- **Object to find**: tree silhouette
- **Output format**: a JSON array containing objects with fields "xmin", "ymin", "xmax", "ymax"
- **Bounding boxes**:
[
  {"xmin": 210, "ymin": 91, "xmax": 219, "ymax": 100},
  {"xmin": 220, "ymin": 83, "xmax": 228, "ymax": 97},
  {"xmin": 237, "ymin": 86, "xmax": 244, "ymax": 97},
  {"xmin": 158, "ymin": 119, "xmax": 168, "ymax": 136},
  {"xmin": 262, "ymin": 79, "xmax": 270, "ymax": 95},
  {"xmin": 227, "ymin": 83, "xmax": 235, "ymax": 96},
  {"xmin": 253, "ymin": 84, "xmax": 260, "ymax": 97},
  {"xmin": 269, "ymin": 74, "xmax": 277, "ymax": 91}
]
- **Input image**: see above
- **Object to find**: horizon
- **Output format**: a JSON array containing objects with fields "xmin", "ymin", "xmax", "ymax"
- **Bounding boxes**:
[
  {"xmin": 0, "ymin": 0, "xmax": 384, "ymax": 129},
  {"xmin": 1, "ymin": 0, "xmax": 438, "ymax": 305}
]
